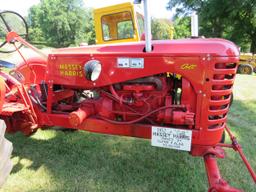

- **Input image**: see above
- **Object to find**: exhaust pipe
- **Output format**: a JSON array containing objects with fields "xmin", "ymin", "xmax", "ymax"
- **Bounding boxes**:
[
  {"xmin": 134, "ymin": 0, "xmax": 152, "ymax": 52},
  {"xmin": 191, "ymin": 11, "xmax": 199, "ymax": 37}
]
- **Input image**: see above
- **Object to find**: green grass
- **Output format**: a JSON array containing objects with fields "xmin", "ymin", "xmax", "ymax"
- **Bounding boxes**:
[{"xmin": 1, "ymin": 74, "xmax": 256, "ymax": 192}]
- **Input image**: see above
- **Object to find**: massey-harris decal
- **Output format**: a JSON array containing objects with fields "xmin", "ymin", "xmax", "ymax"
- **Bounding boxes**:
[{"xmin": 59, "ymin": 64, "xmax": 83, "ymax": 77}]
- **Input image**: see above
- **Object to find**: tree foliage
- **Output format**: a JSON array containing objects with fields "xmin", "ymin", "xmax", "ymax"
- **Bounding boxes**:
[
  {"xmin": 151, "ymin": 18, "xmax": 174, "ymax": 40},
  {"xmin": 117, "ymin": 21, "xmax": 134, "ymax": 39},
  {"xmin": 28, "ymin": 0, "xmax": 95, "ymax": 47},
  {"xmin": 173, "ymin": 17, "xmax": 190, "ymax": 39},
  {"xmin": 167, "ymin": 0, "xmax": 256, "ymax": 53}
]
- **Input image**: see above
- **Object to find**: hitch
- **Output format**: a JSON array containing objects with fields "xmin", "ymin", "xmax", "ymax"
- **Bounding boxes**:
[{"xmin": 224, "ymin": 126, "xmax": 256, "ymax": 183}]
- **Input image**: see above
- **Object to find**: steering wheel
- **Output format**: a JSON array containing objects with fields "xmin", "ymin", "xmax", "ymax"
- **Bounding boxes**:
[{"xmin": 0, "ymin": 10, "xmax": 28, "ymax": 53}]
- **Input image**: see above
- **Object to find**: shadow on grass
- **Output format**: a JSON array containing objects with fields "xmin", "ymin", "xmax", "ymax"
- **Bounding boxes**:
[
  {"xmin": 2, "ymin": 98, "xmax": 255, "ymax": 192},
  {"xmin": 5, "ymin": 130, "xmax": 207, "ymax": 192}
]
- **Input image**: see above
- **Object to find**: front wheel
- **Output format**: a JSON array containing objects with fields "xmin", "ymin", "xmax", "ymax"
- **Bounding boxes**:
[{"xmin": 0, "ymin": 119, "xmax": 13, "ymax": 187}]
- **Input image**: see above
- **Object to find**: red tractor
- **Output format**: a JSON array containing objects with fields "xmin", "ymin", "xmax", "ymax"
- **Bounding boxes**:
[{"xmin": 0, "ymin": 1, "xmax": 255, "ymax": 191}]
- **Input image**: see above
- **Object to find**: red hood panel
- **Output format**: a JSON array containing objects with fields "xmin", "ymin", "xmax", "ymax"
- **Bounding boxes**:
[{"xmin": 52, "ymin": 39, "xmax": 239, "ymax": 57}]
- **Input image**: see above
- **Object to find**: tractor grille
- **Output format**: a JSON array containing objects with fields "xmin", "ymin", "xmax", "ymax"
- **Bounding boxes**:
[{"xmin": 208, "ymin": 62, "xmax": 237, "ymax": 129}]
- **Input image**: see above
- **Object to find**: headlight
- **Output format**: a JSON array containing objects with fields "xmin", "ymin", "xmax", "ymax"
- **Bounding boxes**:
[{"xmin": 84, "ymin": 60, "xmax": 102, "ymax": 81}]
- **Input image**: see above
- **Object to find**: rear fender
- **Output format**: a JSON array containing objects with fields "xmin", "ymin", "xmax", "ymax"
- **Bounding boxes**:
[{"xmin": 15, "ymin": 57, "xmax": 47, "ymax": 84}]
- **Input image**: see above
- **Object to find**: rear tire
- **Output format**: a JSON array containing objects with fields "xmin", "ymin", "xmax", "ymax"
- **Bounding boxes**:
[
  {"xmin": 229, "ymin": 93, "xmax": 233, "ymax": 107},
  {"xmin": 220, "ymin": 131, "xmax": 225, "ymax": 143},
  {"xmin": 0, "ymin": 120, "xmax": 13, "ymax": 187},
  {"xmin": 237, "ymin": 64, "xmax": 253, "ymax": 74}
]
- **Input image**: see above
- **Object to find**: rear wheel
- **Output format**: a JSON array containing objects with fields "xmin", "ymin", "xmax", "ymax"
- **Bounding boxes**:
[
  {"xmin": 237, "ymin": 64, "xmax": 253, "ymax": 74},
  {"xmin": 0, "ymin": 119, "xmax": 13, "ymax": 187}
]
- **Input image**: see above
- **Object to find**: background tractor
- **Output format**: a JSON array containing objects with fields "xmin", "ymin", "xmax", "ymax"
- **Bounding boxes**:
[
  {"xmin": 238, "ymin": 53, "xmax": 256, "ymax": 74},
  {"xmin": 0, "ymin": 1, "xmax": 255, "ymax": 191}
]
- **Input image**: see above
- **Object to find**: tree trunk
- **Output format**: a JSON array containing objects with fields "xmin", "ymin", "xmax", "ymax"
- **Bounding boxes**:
[{"xmin": 250, "ymin": 35, "xmax": 256, "ymax": 54}]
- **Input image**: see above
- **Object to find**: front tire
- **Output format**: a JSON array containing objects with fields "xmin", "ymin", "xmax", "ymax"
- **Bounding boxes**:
[
  {"xmin": 0, "ymin": 119, "xmax": 13, "ymax": 187},
  {"xmin": 237, "ymin": 64, "xmax": 253, "ymax": 74}
]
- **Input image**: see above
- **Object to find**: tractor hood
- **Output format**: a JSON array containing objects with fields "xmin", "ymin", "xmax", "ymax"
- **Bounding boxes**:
[{"xmin": 51, "ymin": 38, "xmax": 239, "ymax": 58}]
